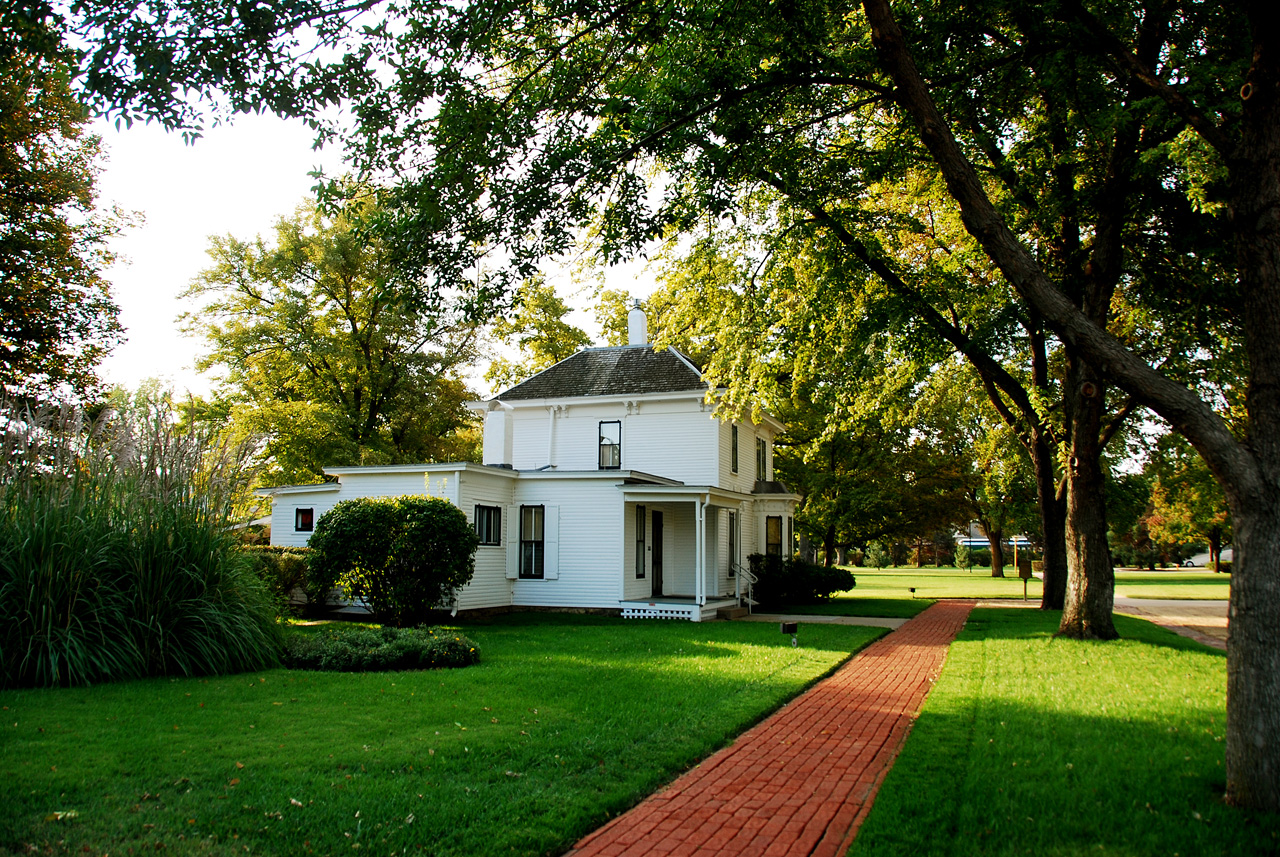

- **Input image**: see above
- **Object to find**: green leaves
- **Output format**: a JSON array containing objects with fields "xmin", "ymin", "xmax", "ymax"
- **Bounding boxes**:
[
  {"xmin": 0, "ymin": 47, "xmax": 128, "ymax": 399},
  {"xmin": 307, "ymin": 495, "xmax": 480, "ymax": 627},
  {"xmin": 182, "ymin": 197, "xmax": 481, "ymax": 484}
]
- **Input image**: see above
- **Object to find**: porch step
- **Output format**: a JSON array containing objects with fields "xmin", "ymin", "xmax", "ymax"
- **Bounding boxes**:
[{"xmin": 717, "ymin": 605, "xmax": 750, "ymax": 620}]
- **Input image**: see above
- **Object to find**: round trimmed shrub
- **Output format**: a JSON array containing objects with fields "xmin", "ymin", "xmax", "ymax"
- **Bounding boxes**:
[{"xmin": 308, "ymin": 496, "xmax": 479, "ymax": 627}]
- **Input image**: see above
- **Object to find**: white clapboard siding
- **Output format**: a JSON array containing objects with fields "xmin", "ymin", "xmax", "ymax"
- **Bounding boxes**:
[
  {"xmin": 621, "ymin": 503, "xmax": 649, "ymax": 602},
  {"xmin": 623, "ymin": 410, "xmax": 719, "ymax": 484},
  {"xmin": 270, "ymin": 490, "xmax": 341, "ymax": 548},
  {"xmin": 456, "ymin": 472, "xmax": 517, "ymax": 611},
  {"xmin": 663, "ymin": 503, "xmax": 697, "ymax": 595},
  {"xmin": 510, "ymin": 410, "xmax": 550, "ymax": 470},
  {"xmin": 343, "ymin": 472, "xmax": 441, "ymax": 501},
  {"xmin": 511, "ymin": 481, "xmax": 621, "ymax": 609}
]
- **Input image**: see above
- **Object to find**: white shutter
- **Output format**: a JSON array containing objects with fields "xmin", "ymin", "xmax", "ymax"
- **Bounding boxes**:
[
  {"xmin": 506, "ymin": 504, "xmax": 520, "ymax": 579},
  {"xmin": 544, "ymin": 505, "xmax": 560, "ymax": 580}
]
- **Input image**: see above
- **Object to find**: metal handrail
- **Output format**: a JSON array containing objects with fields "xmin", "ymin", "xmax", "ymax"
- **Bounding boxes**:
[{"xmin": 732, "ymin": 562, "xmax": 758, "ymax": 613}]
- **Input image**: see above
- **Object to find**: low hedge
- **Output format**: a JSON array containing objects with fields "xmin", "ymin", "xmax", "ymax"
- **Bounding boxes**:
[
  {"xmin": 748, "ymin": 553, "xmax": 856, "ymax": 606},
  {"xmin": 282, "ymin": 624, "xmax": 480, "ymax": 672}
]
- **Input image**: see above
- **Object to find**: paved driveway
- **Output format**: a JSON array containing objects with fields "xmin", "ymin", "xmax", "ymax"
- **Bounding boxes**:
[{"xmin": 1114, "ymin": 597, "xmax": 1228, "ymax": 650}]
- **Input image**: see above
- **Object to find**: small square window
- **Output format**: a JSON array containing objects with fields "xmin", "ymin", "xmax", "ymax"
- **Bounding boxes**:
[
  {"xmin": 475, "ymin": 505, "xmax": 501, "ymax": 546},
  {"xmin": 295, "ymin": 508, "xmax": 314, "ymax": 532}
]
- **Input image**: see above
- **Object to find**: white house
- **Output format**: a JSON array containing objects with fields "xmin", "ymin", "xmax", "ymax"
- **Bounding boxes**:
[{"xmin": 260, "ymin": 305, "xmax": 800, "ymax": 621}]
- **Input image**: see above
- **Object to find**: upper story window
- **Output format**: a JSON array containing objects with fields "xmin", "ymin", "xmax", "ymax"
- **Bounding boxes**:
[
  {"xmin": 295, "ymin": 508, "xmax": 314, "ymax": 532},
  {"xmin": 757, "ymin": 437, "xmax": 769, "ymax": 480},
  {"xmin": 731, "ymin": 425, "xmax": 739, "ymax": 473},
  {"xmin": 474, "ymin": 505, "xmax": 501, "ymax": 546},
  {"xmin": 599, "ymin": 420, "xmax": 621, "ymax": 470},
  {"xmin": 519, "ymin": 505, "xmax": 545, "ymax": 579}
]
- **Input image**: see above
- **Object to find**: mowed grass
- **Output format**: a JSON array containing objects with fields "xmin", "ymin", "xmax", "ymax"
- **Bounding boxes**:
[
  {"xmin": 1114, "ymin": 569, "xmax": 1231, "ymax": 600},
  {"xmin": 766, "ymin": 566, "xmax": 1041, "ymax": 617},
  {"xmin": 0, "ymin": 614, "xmax": 884, "ymax": 857},
  {"xmin": 848, "ymin": 609, "xmax": 1279, "ymax": 857},
  {"xmin": 770, "ymin": 567, "xmax": 1230, "ymax": 617}
]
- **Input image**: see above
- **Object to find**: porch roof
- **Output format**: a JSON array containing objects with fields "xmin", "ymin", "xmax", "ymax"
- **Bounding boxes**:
[{"xmin": 617, "ymin": 483, "xmax": 797, "ymax": 507}]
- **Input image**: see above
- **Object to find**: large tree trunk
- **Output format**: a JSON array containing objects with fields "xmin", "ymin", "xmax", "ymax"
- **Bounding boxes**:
[
  {"xmin": 987, "ymin": 529, "xmax": 1005, "ymax": 578},
  {"xmin": 1060, "ymin": 357, "xmax": 1118, "ymax": 639},
  {"xmin": 1032, "ymin": 430, "xmax": 1069, "ymax": 609},
  {"xmin": 1224, "ymin": 500, "xmax": 1280, "ymax": 810},
  {"xmin": 823, "ymin": 523, "xmax": 836, "ymax": 568},
  {"xmin": 864, "ymin": 0, "xmax": 1280, "ymax": 808},
  {"xmin": 1223, "ymin": 18, "xmax": 1280, "ymax": 805}
]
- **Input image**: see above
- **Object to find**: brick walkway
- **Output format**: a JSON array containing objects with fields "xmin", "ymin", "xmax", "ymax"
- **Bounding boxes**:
[{"xmin": 565, "ymin": 600, "xmax": 974, "ymax": 857}]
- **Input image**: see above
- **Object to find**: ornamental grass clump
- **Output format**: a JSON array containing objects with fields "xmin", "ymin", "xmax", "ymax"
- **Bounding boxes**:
[
  {"xmin": 0, "ymin": 397, "xmax": 280, "ymax": 688},
  {"xmin": 281, "ymin": 624, "xmax": 479, "ymax": 671}
]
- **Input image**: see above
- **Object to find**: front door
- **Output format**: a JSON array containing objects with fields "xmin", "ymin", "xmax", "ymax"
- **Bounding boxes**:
[{"xmin": 651, "ymin": 511, "xmax": 664, "ymax": 597}]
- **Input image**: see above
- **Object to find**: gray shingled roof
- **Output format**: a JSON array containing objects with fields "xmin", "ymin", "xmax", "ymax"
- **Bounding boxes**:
[{"xmin": 495, "ymin": 346, "xmax": 706, "ymax": 401}]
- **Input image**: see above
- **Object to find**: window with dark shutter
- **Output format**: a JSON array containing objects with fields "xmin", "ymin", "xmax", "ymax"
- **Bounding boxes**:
[{"xmin": 519, "ymin": 505, "xmax": 545, "ymax": 578}]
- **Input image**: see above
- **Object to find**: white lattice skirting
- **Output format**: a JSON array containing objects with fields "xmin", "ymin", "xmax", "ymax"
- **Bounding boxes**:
[{"xmin": 621, "ymin": 602, "xmax": 701, "ymax": 621}]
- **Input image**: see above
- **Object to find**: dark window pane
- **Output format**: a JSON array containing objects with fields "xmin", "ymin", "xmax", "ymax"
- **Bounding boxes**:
[
  {"xmin": 295, "ymin": 508, "xmax": 314, "ymax": 532},
  {"xmin": 635, "ymin": 505, "xmax": 646, "ymax": 579},
  {"xmin": 520, "ymin": 505, "xmax": 545, "ymax": 578},
  {"xmin": 599, "ymin": 420, "xmax": 621, "ymax": 469},
  {"xmin": 474, "ymin": 505, "xmax": 501, "ymax": 545},
  {"xmin": 766, "ymin": 515, "xmax": 782, "ymax": 556}
]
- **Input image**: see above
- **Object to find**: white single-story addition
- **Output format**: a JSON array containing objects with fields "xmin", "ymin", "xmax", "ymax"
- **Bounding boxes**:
[{"xmin": 260, "ymin": 306, "xmax": 800, "ymax": 621}]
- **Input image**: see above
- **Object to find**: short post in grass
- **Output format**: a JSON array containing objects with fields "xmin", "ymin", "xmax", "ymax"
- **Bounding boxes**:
[
  {"xmin": 1018, "ymin": 556, "xmax": 1033, "ymax": 601},
  {"xmin": 781, "ymin": 621, "xmax": 798, "ymax": 647},
  {"xmin": 909, "ymin": 587, "xmax": 916, "ymax": 598}
]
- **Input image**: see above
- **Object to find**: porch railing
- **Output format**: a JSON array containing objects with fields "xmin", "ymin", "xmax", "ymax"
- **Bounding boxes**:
[{"xmin": 732, "ymin": 562, "xmax": 758, "ymax": 613}]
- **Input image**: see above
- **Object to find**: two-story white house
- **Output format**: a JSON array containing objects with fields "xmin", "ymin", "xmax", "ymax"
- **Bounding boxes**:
[{"xmin": 261, "ymin": 306, "xmax": 800, "ymax": 621}]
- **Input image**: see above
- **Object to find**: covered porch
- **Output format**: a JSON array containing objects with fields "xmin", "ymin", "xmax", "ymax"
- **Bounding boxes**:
[{"xmin": 618, "ymin": 484, "xmax": 756, "ymax": 622}]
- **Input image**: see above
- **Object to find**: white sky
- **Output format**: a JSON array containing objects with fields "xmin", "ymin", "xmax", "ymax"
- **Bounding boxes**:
[{"xmin": 93, "ymin": 114, "xmax": 656, "ymax": 400}]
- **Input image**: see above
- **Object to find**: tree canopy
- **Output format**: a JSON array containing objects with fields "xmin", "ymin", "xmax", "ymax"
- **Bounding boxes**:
[
  {"xmin": 182, "ymin": 198, "xmax": 481, "ymax": 484},
  {"xmin": 0, "ymin": 43, "xmax": 126, "ymax": 399},
  {"xmin": 484, "ymin": 278, "xmax": 591, "ymax": 392},
  {"xmin": 35, "ymin": 0, "xmax": 1280, "ymax": 813}
]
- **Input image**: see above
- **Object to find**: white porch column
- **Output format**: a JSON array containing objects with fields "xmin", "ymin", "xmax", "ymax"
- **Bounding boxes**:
[{"xmin": 695, "ymin": 497, "xmax": 705, "ymax": 608}]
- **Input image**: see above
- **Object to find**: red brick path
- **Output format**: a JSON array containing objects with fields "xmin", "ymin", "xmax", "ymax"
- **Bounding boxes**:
[{"xmin": 565, "ymin": 600, "xmax": 974, "ymax": 857}]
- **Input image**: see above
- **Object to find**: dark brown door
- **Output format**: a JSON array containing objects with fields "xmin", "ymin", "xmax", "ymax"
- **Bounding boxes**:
[{"xmin": 651, "ymin": 511, "xmax": 664, "ymax": 597}]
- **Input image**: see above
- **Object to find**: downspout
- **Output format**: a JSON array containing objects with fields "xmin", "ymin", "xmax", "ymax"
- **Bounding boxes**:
[{"xmin": 546, "ymin": 405, "xmax": 557, "ymax": 469}]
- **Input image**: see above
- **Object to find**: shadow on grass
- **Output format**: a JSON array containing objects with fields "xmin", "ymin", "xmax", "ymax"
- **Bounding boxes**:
[
  {"xmin": 849, "ymin": 610, "xmax": 1267, "ymax": 857},
  {"xmin": 962, "ymin": 608, "xmax": 1227, "ymax": 657},
  {"xmin": 754, "ymin": 597, "xmax": 932, "ymax": 619}
]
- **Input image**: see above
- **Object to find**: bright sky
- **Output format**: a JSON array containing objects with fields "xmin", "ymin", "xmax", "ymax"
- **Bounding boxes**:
[
  {"xmin": 94, "ymin": 114, "xmax": 340, "ymax": 398},
  {"xmin": 93, "ymin": 114, "xmax": 653, "ymax": 400}
]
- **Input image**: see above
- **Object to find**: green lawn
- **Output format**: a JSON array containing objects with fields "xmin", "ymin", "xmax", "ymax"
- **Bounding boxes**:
[
  {"xmin": 0, "ymin": 615, "xmax": 884, "ymax": 857},
  {"xmin": 1114, "ymin": 569, "xmax": 1231, "ymax": 600},
  {"xmin": 849, "ymin": 608, "xmax": 1278, "ymax": 857},
  {"xmin": 765, "ymin": 567, "xmax": 1231, "ymax": 617},
  {"xmin": 764, "ymin": 566, "xmax": 1042, "ymax": 617}
]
